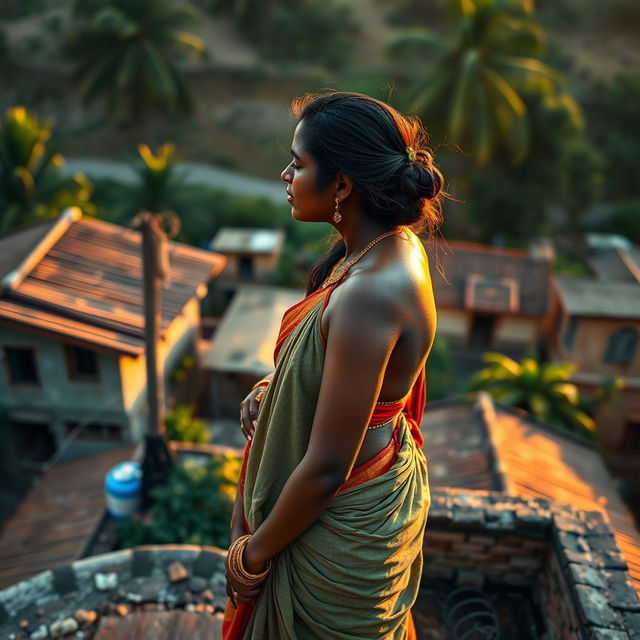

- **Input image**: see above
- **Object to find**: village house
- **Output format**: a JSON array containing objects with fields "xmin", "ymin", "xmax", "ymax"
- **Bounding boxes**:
[
  {"xmin": 197, "ymin": 284, "xmax": 302, "ymax": 439},
  {"xmin": 421, "ymin": 238, "xmax": 554, "ymax": 353},
  {"xmin": 205, "ymin": 227, "xmax": 285, "ymax": 316},
  {"xmin": 0, "ymin": 208, "xmax": 225, "ymax": 468},
  {"xmin": 548, "ymin": 272, "xmax": 640, "ymax": 499}
]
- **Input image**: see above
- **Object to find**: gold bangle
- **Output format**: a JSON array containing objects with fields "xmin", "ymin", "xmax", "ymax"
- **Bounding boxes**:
[
  {"xmin": 226, "ymin": 535, "xmax": 271, "ymax": 586},
  {"xmin": 251, "ymin": 378, "xmax": 271, "ymax": 391}
]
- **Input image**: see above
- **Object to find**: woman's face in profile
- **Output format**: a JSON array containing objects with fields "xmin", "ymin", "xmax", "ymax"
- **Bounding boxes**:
[{"xmin": 281, "ymin": 119, "xmax": 334, "ymax": 224}]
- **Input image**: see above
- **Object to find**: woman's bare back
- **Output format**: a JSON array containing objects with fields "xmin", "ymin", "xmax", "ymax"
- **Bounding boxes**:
[{"xmin": 320, "ymin": 229, "xmax": 437, "ymax": 467}]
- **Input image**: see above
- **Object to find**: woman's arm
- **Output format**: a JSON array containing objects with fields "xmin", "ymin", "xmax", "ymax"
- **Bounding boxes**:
[{"xmin": 244, "ymin": 279, "xmax": 403, "ymax": 572}]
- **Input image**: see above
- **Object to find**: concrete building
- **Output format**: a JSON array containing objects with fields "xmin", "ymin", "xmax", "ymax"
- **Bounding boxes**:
[
  {"xmin": 197, "ymin": 284, "xmax": 302, "ymax": 427},
  {"xmin": 0, "ymin": 209, "xmax": 225, "ymax": 467},
  {"xmin": 548, "ymin": 275, "xmax": 640, "ymax": 491},
  {"xmin": 422, "ymin": 238, "xmax": 554, "ymax": 353},
  {"xmin": 206, "ymin": 227, "xmax": 285, "ymax": 314}
]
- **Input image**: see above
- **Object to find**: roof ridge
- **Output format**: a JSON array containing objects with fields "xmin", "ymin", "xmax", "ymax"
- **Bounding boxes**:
[{"xmin": 0, "ymin": 207, "xmax": 82, "ymax": 294}]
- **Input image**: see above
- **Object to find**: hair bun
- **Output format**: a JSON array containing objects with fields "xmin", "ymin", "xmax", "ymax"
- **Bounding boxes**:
[{"xmin": 400, "ymin": 156, "xmax": 442, "ymax": 201}]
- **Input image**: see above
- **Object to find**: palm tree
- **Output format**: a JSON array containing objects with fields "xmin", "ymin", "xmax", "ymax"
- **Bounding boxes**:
[
  {"xmin": 65, "ymin": 0, "xmax": 206, "ymax": 122},
  {"xmin": 0, "ymin": 107, "xmax": 94, "ymax": 231},
  {"xmin": 388, "ymin": 0, "xmax": 563, "ymax": 164},
  {"xmin": 468, "ymin": 352, "xmax": 616, "ymax": 438}
]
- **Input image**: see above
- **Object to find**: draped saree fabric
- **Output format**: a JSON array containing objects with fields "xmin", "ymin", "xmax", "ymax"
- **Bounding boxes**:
[{"xmin": 223, "ymin": 274, "xmax": 430, "ymax": 639}]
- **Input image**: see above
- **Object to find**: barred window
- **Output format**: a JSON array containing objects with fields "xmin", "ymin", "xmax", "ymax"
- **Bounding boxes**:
[{"xmin": 604, "ymin": 326, "xmax": 638, "ymax": 365}]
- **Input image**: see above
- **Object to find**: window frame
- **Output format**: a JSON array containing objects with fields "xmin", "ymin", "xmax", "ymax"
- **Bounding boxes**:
[
  {"xmin": 3, "ymin": 345, "xmax": 41, "ymax": 387},
  {"xmin": 604, "ymin": 326, "xmax": 638, "ymax": 365},
  {"xmin": 63, "ymin": 343, "xmax": 101, "ymax": 382}
]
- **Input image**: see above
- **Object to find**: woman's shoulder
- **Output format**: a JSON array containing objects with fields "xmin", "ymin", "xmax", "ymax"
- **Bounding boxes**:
[{"xmin": 329, "ymin": 233, "xmax": 432, "ymax": 320}]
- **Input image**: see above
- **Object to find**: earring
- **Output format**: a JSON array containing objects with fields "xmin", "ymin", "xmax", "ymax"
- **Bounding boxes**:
[{"xmin": 333, "ymin": 197, "xmax": 342, "ymax": 224}]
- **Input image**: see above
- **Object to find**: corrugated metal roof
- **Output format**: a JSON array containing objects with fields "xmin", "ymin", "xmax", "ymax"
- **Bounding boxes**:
[
  {"xmin": 199, "ymin": 284, "xmax": 302, "ymax": 374},
  {"xmin": 0, "ymin": 212, "xmax": 226, "ymax": 354},
  {"xmin": 210, "ymin": 227, "xmax": 284, "ymax": 254},
  {"xmin": 587, "ymin": 247, "xmax": 640, "ymax": 283},
  {"xmin": 555, "ymin": 276, "xmax": 640, "ymax": 318},
  {"xmin": 422, "ymin": 239, "xmax": 552, "ymax": 317}
]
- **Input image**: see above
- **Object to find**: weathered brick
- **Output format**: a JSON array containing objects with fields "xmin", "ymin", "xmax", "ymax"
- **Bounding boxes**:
[
  {"xmin": 456, "ymin": 569, "xmax": 485, "ymax": 588},
  {"xmin": 468, "ymin": 534, "xmax": 497, "ymax": 546},
  {"xmin": 605, "ymin": 570, "xmax": 640, "ymax": 612},
  {"xmin": 451, "ymin": 508, "xmax": 485, "ymax": 526},
  {"xmin": 502, "ymin": 571, "xmax": 534, "ymax": 586},
  {"xmin": 425, "ymin": 530, "xmax": 467, "ymax": 544},
  {"xmin": 574, "ymin": 584, "xmax": 618, "ymax": 628},
  {"xmin": 509, "ymin": 555, "xmax": 544, "ymax": 570},
  {"xmin": 622, "ymin": 611, "xmax": 640, "ymax": 640},
  {"xmin": 587, "ymin": 628, "xmax": 630, "ymax": 640},
  {"xmin": 594, "ymin": 549, "xmax": 629, "ymax": 571},
  {"xmin": 568, "ymin": 563, "xmax": 607, "ymax": 590},
  {"xmin": 554, "ymin": 512, "xmax": 587, "ymax": 536}
]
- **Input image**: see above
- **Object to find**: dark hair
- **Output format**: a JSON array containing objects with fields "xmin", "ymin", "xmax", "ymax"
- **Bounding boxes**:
[{"xmin": 290, "ymin": 91, "xmax": 445, "ymax": 294}]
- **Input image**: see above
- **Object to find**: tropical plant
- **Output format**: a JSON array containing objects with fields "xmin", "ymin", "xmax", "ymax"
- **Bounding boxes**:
[
  {"xmin": 388, "ymin": 0, "xmax": 564, "ymax": 164},
  {"xmin": 164, "ymin": 404, "xmax": 210, "ymax": 444},
  {"xmin": 589, "ymin": 73, "xmax": 640, "ymax": 201},
  {"xmin": 116, "ymin": 455, "xmax": 241, "ymax": 548},
  {"xmin": 64, "ymin": 0, "xmax": 206, "ymax": 122},
  {"xmin": 463, "ymin": 90, "xmax": 599, "ymax": 243},
  {"xmin": 426, "ymin": 335, "xmax": 454, "ymax": 401},
  {"xmin": 0, "ymin": 107, "xmax": 94, "ymax": 231},
  {"xmin": 468, "ymin": 352, "xmax": 607, "ymax": 437}
]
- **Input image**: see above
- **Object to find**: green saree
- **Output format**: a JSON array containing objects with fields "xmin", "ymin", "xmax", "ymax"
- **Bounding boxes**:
[{"xmin": 225, "ymin": 275, "xmax": 430, "ymax": 639}]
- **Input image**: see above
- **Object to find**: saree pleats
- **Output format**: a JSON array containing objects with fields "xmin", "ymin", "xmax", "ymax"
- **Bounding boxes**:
[{"xmin": 224, "ymin": 282, "xmax": 430, "ymax": 640}]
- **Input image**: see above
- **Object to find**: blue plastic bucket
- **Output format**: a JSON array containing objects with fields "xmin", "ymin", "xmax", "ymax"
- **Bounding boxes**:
[{"xmin": 105, "ymin": 461, "xmax": 142, "ymax": 519}]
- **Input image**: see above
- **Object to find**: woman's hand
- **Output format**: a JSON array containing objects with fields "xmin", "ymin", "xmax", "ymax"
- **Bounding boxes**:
[
  {"xmin": 239, "ymin": 384, "xmax": 267, "ymax": 441},
  {"xmin": 224, "ymin": 536, "xmax": 269, "ymax": 608},
  {"xmin": 225, "ymin": 571, "xmax": 264, "ymax": 608}
]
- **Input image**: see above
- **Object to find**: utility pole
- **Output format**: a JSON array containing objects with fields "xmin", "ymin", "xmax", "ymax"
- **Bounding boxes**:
[{"xmin": 132, "ymin": 211, "xmax": 176, "ymax": 510}]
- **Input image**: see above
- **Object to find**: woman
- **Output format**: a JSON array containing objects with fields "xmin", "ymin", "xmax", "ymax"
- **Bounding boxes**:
[{"xmin": 223, "ymin": 91, "xmax": 442, "ymax": 639}]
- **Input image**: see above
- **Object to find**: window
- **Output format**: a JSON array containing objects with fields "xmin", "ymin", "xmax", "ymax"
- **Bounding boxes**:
[
  {"xmin": 619, "ymin": 420, "xmax": 640, "ymax": 454},
  {"xmin": 64, "ymin": 421, "xmax": 123, "ymax": 442},
  {"xmin": 604, "ymin": 326, "xmax": 638, "ymax": 365},
  {"xmin": 4, "ymin": 347, "xmax": 40, "ymax": 385},
  {"xmin": 563, "ymin": 316, "xmax": 578, "ymax": 352},
  {"xmin": 238, "ymin": 255, "xmax": 254, "ymax": 279},
  {"xmin": 64, "ymin": 344, "xmax": 100, "ymax": 381}
]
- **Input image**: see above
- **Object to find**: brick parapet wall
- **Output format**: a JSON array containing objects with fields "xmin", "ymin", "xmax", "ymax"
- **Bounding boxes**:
[{"xmin": 425, "ymin": 488, "xmax": 640, "ymax": 639}]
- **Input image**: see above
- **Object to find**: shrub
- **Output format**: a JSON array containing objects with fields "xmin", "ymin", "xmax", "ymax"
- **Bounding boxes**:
[
  {"xmin": 117, "ymin": 454, "xmax": 241, "ymax": 548},
  {"xmin": 164, "ymin": 404, "xmax": 210, "ymax": 444}
]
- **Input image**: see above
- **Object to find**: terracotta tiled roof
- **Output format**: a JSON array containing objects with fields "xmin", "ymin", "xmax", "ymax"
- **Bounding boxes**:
[
  {"xmin": 0, "ymin": 210, "xmax": 226, "ymax": 355},
  {"xmin": 0, "ymin": 444, "xmax": 138, "ymax": 590},
  {"xmin": 422, "ymin": 393, "xmax": 640, "ymax": 594},
  {"xmin": 421, "ymin": 402, "xmax": 501, "ymax": 491},
  {"xmin": 422, "ymin": 239, "xmax": 552, "ymax": 316}
]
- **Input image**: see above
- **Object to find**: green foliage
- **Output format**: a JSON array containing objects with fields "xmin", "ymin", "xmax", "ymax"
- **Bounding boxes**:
[
  {"xmin": 116, "ymin": 455, "xmax": 241, "ymax": 548},
  {"xmin": 164, "ymin": 404, "xmax": 210, "ymax": 444},
  {"xmin": 209, "ymin": 0, "xmax": 357, "ymax": 70},
  {"xmin": 388, "ymin": 0, "xmax": 563, "ymax": 165},
  {"xmin": 589, "ymin": 73, "xmax": 640, "ymax": 201},
  {"xmin": 268, "ymin": 1, "xmax": 358, "ymax": 69},
  {"xmin": 0, "ymin": 107, "xmax": 95, "ymax": 230},
  {"xmin": 64, "ymin": 0, "xmax": 205, "ymax": 122},
  {"xmin": 595, "ymin": 201, "xmax": 640, "ymax": 245},
  {"xmin": 468, "ymin": 352, "xmax": 617, "ymax": 439},
  {"xmin": 426, "ymin": 335, "xmax": 453, "ymax": 402},
  {"xmin": 0, "ymin": 28, "xmax": 7, "ymax": 59},
  {"xmin": 463, "ymin": 90, "xmax": 599, "ymax": 243}
]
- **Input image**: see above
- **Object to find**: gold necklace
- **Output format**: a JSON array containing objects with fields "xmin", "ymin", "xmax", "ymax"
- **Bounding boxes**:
[{"xmin": 321, "ymin": 228, "xmax": 404, "ymax": 289}]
